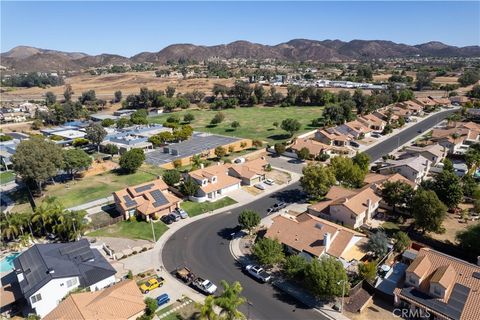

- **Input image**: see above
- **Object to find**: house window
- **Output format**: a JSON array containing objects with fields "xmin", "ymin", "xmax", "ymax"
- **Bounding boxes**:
[
  {"xmin": 30, "ymin": 293, "xmax": 42, "ymax": 304},
  {"xmin": 67, "ymin": 278, "xmax": 78, "ymax": 288}
]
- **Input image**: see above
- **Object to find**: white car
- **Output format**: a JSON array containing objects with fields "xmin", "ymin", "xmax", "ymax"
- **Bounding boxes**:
[
  {"xmin": 245, "ymin": 264, "xmax": 272, "ymax": 283},
  {"xmin": 264, "ymin": 178, "xmax": 275, "ymax": 185},
  {"xmin": 254, "ymin": 183, "xmax": 266, "ymax": 190},
  {"xmin": 193, "ymin": 277, "xmax": 217, "ymax": 295}
]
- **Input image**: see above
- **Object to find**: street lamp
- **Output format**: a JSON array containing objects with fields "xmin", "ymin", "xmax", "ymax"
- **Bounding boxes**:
[
  {"xmin": 150, "ymin": 218, "xmax": 156, "ymax": 242},
  {"xmin": 337, "ymin": 279, "xmax": 346, "ymax": 313},
  {"xmin": 72, "ymin": 218, "xmax": 77, "ymax": 239}
]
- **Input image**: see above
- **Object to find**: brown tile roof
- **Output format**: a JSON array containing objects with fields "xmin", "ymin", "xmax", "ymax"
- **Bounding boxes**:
[
  {"xmin": 291, "ymin": 138, "xmax": 328, "ymax": 155},
  {"xmin": 415, "ymin": 97, "xmax": 437, "ymax": 107},
  {"xmin": 407, "ymin": 254, "xmax": 432, "ymax": 278},
  {"xmin": 359, "ymin": 114, "xmax": 385, "ymax": 126},
  {"xmin": 398, "ymin": 248, "xmax": 480, "ymax": 320},
  {"xmin": 229, "ymin": 158, "xmax": 269, "ymax": 180},
  {"xmin": 333, "ymin": 187, "xmax": 381, "ymax": 216},
  {"xmin": 317, "ymin": 128, "xmax": 350, "ymax": 142},
  {"xmin": 400, "ymin": 100, "xmax": 424, "ymax": 111},
  {"xmin": 265, "ymin": 212, "xmax": 366, "ymax": 260},
  {"xmin": 189, "ymin": 164, "xmax": 241, "ymax": 194},
  {"xmin": 345, "ymin": 120, "xmax": 373, "ymax": 134},
  {"xmin": 43, "ymin": 280, "xmax": 145, "ymax": 320},
  {"xmin": 364, "ymin": 173, "xmax": 416, "ymax": 188}
]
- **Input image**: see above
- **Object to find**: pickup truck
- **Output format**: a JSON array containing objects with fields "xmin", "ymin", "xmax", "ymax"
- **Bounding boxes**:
[
  {"xmin": 267, "ymin": 202, "xmax": 286, "ymax": 214},
  {"xmin": 176, "ymin": 267, "xmax": 195, "ymax": 284},
  {"xmin": 192, "ymin": 277, "xmax": 218, "ymax": 295},
  {"xmin": 140, "ymin": 276, "xmax": 165, "ymax": 293},
  {"xmin": 245, "ymin": 264, "xmax": 272, "ymax": 283}
]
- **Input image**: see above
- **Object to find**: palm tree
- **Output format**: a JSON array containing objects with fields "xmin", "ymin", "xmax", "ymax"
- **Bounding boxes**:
[
  {"xmin": 32, "ymin": 197, "xmax": 63, "ymax": 234},
  {"xmin": 197, "ymin": 295, "xmax": 218, "ymax": 320},
  {"xmin": 1, "ymin": 214, "xmax": 20, "ymax": 240},
  {"xmin": 191, "ymin": 154, "xmax": 203, "ymax": 170},
  {"xmin": 214, "ymin": 281, "xmax": 246, "ymax": 320}
]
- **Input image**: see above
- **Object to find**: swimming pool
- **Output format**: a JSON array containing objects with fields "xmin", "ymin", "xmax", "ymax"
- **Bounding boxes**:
[{"xmin": 0, "ymin": 252, "xmax": 20, "ymax": 272}]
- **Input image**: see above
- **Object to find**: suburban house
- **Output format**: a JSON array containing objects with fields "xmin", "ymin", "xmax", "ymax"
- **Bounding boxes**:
[
  {"xmin": 466, "ymin": 108, "xmax": 480, "ymax": 122},
  {"xmin": 430, "ymin": 122, "xmax": 480, "ymax": 153},
  {"xmin": 358, "ymin": 114, "xmax": 386, "ymax": 131},
  {"xmin": 227, "ymin": 158, "xmax": 269, "ymax": 185},
  {"xmin": 450, "ymin": 96, "xmax": 470, "ymax": 106},
  {"xmin": 430, "ymin": 97, "xmax": 451, "ymax": 107},
  {"xmin": 113, "ymin": 179, "xmax": 181, "ymax": 220},
  {"xmin": 378, "ymin": 155, "xmax": 431, "ymax": 184},
  {"xmin": 398, "ymin": 100, "xmax": 424, "ymax": 116},
  {"xmin": 12, "ymin": 239, "xmax": 117, "ymax": 318},
  {"xmin": 414, "ymin": 97, "xmax": 437, "ymax": 109},
  {"xmin": 0, "ymin": 138, "xmax": 20, "ymax": 170},
  {"xmin": 265, "ymin": 211, "xmax": 368, "ymax": 265},
  {"xmin": 337, "ymin": 120, "xmax": 372, "ymax": 139},
  {"xmin": 364, "ymin": 172, "xmax": 416, "ymax": 194},
  {"xmin": 43, "ymin": 280, "xmax": 145, "ymax": 320},
  {"xmin": 290, "ymin": 138, "xmax": 354, "ymax": 158},
  {"xmin": 399, "ymin": 144, "xmax": 447, "ymax": 165},
  {"xmin": 314, "ymin": 128, "xmax": 350, "ymax": 146},
  {"xmin": 394, "ymin": 248, "xmax": 480, "ymax": 320},
  {"xmin": 188, "ymin": 163, "xmax": 241, "ymax": 202},
  {"xmin": 308, "ymin": 185, "xmax": 381, "ymax": 229}
]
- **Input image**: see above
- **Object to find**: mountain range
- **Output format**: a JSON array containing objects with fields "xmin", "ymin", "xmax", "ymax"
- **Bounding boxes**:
[{"xmin": 2, "ymin": 39, "xmax": 480, "ymax": 72}]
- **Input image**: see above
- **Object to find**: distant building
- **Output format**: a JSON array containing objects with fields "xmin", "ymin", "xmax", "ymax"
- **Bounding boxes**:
[{"xmin": 378, "ymin": 155, "xmax": 431, "ymax": 184}]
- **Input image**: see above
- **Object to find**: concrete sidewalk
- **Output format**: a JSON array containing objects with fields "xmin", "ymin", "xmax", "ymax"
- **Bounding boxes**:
[{"xmin": 68, "ymin": 195, "xmax": 113, "ymax": 211}]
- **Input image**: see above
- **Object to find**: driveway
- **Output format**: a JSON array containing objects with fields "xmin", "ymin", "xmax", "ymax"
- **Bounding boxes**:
[{"xmin": 266, "ymin": 155, "xmax": 306, "ymax": 174}]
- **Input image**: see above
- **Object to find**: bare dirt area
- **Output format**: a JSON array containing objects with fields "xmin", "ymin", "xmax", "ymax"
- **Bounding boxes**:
[
  {"xmin": 345, "ymin": 297, "xmax": 397, "ymax": 320},
  {"xmin": 1, "ymin": 72, "xmax": 236, "ymax": 101},
  {"xmin": 433, "ymin": 76, "xmax": 459, "ymax": 85},
  {"xmin": 1, "ymin": 121, "xmax": 34, "ymax": 133},
  {"xmin": 427, "ymin": 209, "xmax": 476, "ymax": 244},
  {"xmin": 266, "ymin": 169, "xmax": 290, "ymax": 185},
  {"xmin": 82, "ymin": 160, "xmax": 119, "ymax": 177},
  {"xmin": 373, "ymin": 74, "xmax": 392, "ymax": 82}
]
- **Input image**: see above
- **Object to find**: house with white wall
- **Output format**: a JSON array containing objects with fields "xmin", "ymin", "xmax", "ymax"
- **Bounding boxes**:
[
  {"xmin": 188, "ymin": 163, "xmax": 241, "ymax": 202},
  {"xmin": 378, "ymin": 155, "xmax": 431, "ymax": 184},
  {"xmin": 12, "ymin": 239, "xmax": 116, "ymax": 318}
]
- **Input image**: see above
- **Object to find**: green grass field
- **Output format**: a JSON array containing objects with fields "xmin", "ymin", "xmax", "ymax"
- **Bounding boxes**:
[
  {"xmin": 149, "ymin": 106, "xmax": 324, "ymax": 144},
  {"xmin": 180, "ymin": 197, "xmax": 237, "ymax": 217},
  {"xmin": 87, "ymin": 220, "xmax": 168, "ymax": 241},
  {"xmin": 0, "ymin": 171, "xmax": 15, "ymax": 184}
]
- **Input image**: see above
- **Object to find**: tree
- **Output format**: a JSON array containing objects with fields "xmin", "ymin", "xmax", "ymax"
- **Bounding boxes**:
[
  {"xmin": 101, "ymin": 118, "xmax": 115, "ymax": 127},
  {"xmin": 116, "ymin": 117, "xmax": 131, "ymax": 129},
  {"xmin": 412, "ymin": 189, "xmax": 447, "ymax": 234},
  {"xmin": 281, "ymin": 118, "xmax": 301, "ymax": 137},
  {"xmin": 119, "ymin": 149, "xmax": 145, "ymax": 173},
  {"xmin": 456, "ymin": 222, "xmax": 480, "ymax": 259},
  {"xmin": 283, "ymin": 255, "xmax": 308, "ymax": 280},
  {"xmin": 210, "ymin": 112, "xmax": 225, "ymax": 125},
  {"xmin": 162, "ymin": 169, "xmax": 180, "ymax": 186},
  {"xmin": 180, "ymin": 176, "xmax": 199, "ymax": 197},
  {"xmin": 252, "ymin": 139, "xmax": 263, "ymax": 149},
  {"xmin": 144, "ymin": 297, "xmax": 158, "ymax": 317},
  {"xmin": 12, "ymin": 137, "xmax": 64, "ymax": 193},
  {"xmin": 78, "ymin": 90, "xmax": 96, "ymax": 104},
  {"xmin": 274, "ymin": 143, "xmax": 285, "ymax": 155},
  {"xmin": 238, "ymin": 210, "xmax": 261, "ymax": 233},
  {"xmin": 197, "ymin": 295, "xmax": 218, "ymax": 320},
  {"xmin": 214, "ymin": 146, "xmax": 227, "ymax": 159},
  {"xmin": 166, "ymin": 86, "xmax": 176, "ymax": 98},
  {"xmin": 103, "ymin": 143, "xmax": 119, "ymax": 155},
  {"xmin": 304, "ymin": 256, "xmax": 348, "ymax": 298},
  {"xmin": 352, "ymin": 152, "xmax": 370, "ymax": 173},
  {"xmin": 130, "ymin": 109, "xmax": 149, "ymax": 125},
  {"xmin": 85, "ymin": 123, "xmax": 107, "ymax": 151},
  {"xmin": 415, "ymin": 71, "xmax": 433, "ymax": 91},
  {"xmin": 393, "ymin": 231, "xmax": 411, "ymax": 252},
  {"xmin": 63, "ymin": 149, "xmax": 92, "ymax": 180},
  {"xmin": 381, "ymin": 181, "xmax": 415, "ymax": 213},
  {"xmin": 367, "ymin": 231, "xmax": 389, "ymax": 258},
  {"xmin": 330, "ymin": 156, "xmax": 366, "ymax": 188},
  {"xmin": 458, "ymin": 70, "xmax": 480, "ymax": 87},
  {"xmin": 55, "ymin": 209, "xmax": 87, "ymax": 241},
  {"xmin": 300, "ymin": 163, "xmax": 336, "ymax": 200},
  {"xmin": 252, "ymin": 237, "xmax": 285, "ymax": 266},
  {"xmin": 184, "ymin": 112, "xmax": 195, "ymax": 123},
  {"xmin": 358, "ymin": 261, "xmax": 377, "ymax": 282},
  {"xmin": 63, "ymin": 84, "xmax": 74, "ymax": 102},
  {"xmin": 45, "ymin": 91, "xmax": 56, "ymax": 106},
  {"xmin": 468, "ymin": 84, "xmax": 480, "ymax": 99},
  {"xmin": 432, "ymin": 169, "xmax": 463, "ymax": 209},
  {"xmin": 214, "ymin": 281, "xmax": 246, "ymax": 320},
  {"xmin": 231, "ymin": 121, "xmax": 240, "ymax": 130},
  {"xmin": 114, "ymin": 90, "xmax": 122, "ymax": 103},
  {"xmin": 296, "ymin": 147, "xmax": 310, "ymax": 161}
]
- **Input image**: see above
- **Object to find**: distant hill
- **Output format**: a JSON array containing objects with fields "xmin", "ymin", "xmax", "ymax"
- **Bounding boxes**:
[{"xmin": 2, "ymin": 39, "xmax": 480, "ymax": 72}]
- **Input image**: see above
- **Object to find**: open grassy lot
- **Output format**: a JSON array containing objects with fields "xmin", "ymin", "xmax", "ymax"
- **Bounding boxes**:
[
  {"xmin": 149, "ymin": 106, "xmax": 324, "ymax": 144},
  {"xmin": 87, "ymin": 220, "xmax": 168, "ymax": 241},
  {"xmin": 0, "ymin": 171, "xmax": 15, "ymax": 184},
  {"xmin": 10, "ymin": 164, "xmax": 164, "ymax": 212},
  {"xmin": 180, "ymin": 197, "xmax": 237, "ymax": 217}
]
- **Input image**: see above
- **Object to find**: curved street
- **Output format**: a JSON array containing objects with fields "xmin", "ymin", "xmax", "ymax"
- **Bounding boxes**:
[{"xmin": 162, "ymin": 108, "xmax": 456, "ymax": 320}]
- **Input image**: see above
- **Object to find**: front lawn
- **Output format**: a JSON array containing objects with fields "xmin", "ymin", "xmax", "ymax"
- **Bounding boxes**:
[
  {"xmin": 87, "ymin": 220, "xmax": 168, "ymax": 241},
  {"xmin": 181, "ymin": 197, "xmax": 237, "ymax": 217},
  {"xmin": 0, "ymin": 171, "xmax": 15, "ymax": 184},
  {"xmin": 149, "ymin": 106, "xmax": 324, "ymax": 144}
]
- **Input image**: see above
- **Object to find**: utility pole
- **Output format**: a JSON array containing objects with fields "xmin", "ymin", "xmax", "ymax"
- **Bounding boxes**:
[{"xmin": 150, "ymin": 218, "xmax": 156, "ymax": 242}]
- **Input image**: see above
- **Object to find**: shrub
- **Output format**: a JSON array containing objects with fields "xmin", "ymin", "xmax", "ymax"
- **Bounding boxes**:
[{"xmin": 316, "ymin": 153, "xmax": 330, "ymax": 162}]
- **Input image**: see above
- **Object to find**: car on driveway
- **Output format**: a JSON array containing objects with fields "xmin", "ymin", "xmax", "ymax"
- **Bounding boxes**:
[
  {"xmin": 245, "ymin": 264, "xmax": 272, "ymax": 283},
  {"xmin": 176, "ymin": 207, "xmax": 189, "ymax": 219},
  {"xmin": 156, "ymin": 293, "xmax": 170, "ymax": 307},
  {"xmin": 264, "ymin": 178, "xmax": 275, "ymax": 185},
  {"xmin": 140, "ymin": 277, "xmax": 165, "ymax": 293},
  {"xmin": 267, "ymin": 202, "xmax": 287, "ymax": 213},
  {"xmin": 161, "ymin": 215, "xmax": 174, "ymax": 225},
  {"xmin": 371, "ymin": 133, "xmax": 382, "ymax": 138},
  {"xmin": 170, "ymin": 212, "xmax": 181, "ymax": 221},
  {"xmin": 254, "ymin": 183, "xmax": 266, "ymax": 190}
]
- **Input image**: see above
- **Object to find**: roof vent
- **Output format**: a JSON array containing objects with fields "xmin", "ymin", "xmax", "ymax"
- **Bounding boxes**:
[
  {"xmin": 315, "ymin": 223, "xmax": 323, "ymax": 230},
  {"xmin": 473, "ymin": 272, "xmax": 480, "ymax": 280}
]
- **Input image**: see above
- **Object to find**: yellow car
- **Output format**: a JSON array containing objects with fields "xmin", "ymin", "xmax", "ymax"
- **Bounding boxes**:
[{"xmin": 140, "ymin": 277, "xmax": 165, "ymax": 293}]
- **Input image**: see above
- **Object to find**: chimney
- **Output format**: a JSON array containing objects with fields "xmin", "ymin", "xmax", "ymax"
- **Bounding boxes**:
[
  {"xmin": 323, "ymin": 233, "xmax": 331, "ymax": 251},
  {"xmin": 367, "ymin": 198, "xmax": 372, "ymax": 210}
]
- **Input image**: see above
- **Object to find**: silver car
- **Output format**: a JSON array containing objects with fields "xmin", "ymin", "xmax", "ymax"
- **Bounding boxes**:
[{"xmin": 176, "ymin": 208, "xmax": 189, "ymax": 219}]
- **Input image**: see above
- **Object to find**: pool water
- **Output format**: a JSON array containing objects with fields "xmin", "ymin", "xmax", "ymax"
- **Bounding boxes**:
[{"xmin": 0, "ymin": 252, "xmax": 20, "ymax": 272}]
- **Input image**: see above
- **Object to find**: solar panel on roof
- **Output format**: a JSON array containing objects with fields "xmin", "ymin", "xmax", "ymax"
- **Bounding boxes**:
[
  {"xmin": 473, "ymin": 272, "xmax": 480, "ymax": 280},
  {"xmin": 123, "ymin": 195, "xmax": 137, "ymax": 207},
  {"xmin": 150, "ymin": 190, "xmax": 168, "ymax": 208},
  {"xmin": 135, "ymin": 183, "xmax": 154, "ymax": 193}
]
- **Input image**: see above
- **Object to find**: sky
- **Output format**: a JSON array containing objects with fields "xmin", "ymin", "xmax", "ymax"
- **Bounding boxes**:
[{"xmin": 1, "ymin": 1, "xmax": 479, "ymax": 57}]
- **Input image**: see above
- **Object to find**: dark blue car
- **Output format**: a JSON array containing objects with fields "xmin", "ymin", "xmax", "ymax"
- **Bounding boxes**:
[{"xmin": 157, "ymin": 293, "xmax": 170, "ymax": 307}]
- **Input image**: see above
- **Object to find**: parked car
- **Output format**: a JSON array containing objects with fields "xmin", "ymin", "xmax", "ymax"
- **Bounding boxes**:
[
  {"xmin": 169, "ymin": 212, "xmax": 181, "ymax": 222},
  {"xmin": 192, "ymin": 277, "xmax": 217, "ymax": 295},
  {"xmin": 254, "ymin": 183, "xmax": 266, "ymax": 190},
  {"xmin": 371, "ymin": 133, "xmax": 381, "ymax": 138},
  {"xmin": 156, "ymin": 293, "xmax": 170, "ymax": 307},
  {"xmin": 175, "ymin": 208, "xmax": 189, "ymax": 219},
  {"xmin": 234, "ymin": 157, "xmax": 246, "ymax": 164},
  {"xmin": 267, "ymin": 202, "xmax": 287, "ymax": 213},
  {"xmin": 245, "ymin": 264, "xmax": 272, "ymax": 283},
  {"xmin": 264, "ymin": 178, "xmax": 275, "ymax": 185},
  {"xmin": 140, "ymin": 277, "xmax": 165, "ymax": 294},
  {"xmin": 350, "ymin": 141, "xmax": 360, "ymax": 148},
  {"xmin": 161, "ymin": 215, "xmax": 174, "ymax": 225},
  {"xmin": 176, "ymin": 267, "xmax": 195, "ymax": 284}
]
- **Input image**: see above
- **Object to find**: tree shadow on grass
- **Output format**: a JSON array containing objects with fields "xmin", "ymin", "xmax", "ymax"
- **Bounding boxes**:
[
  {"xmin": 267, "ymin": 133, "xmax": 291, "ymax": 141},
  {"xmin": 269, "ymin": 188, "xmax": 306, "ymax": 204},
  {"xmin": 225, "ymin": 128, "xmax": 235, "ymax": 132},
  {"xmin": 206, "ymin": 124, "xmax": 218, "ymax": 128}
]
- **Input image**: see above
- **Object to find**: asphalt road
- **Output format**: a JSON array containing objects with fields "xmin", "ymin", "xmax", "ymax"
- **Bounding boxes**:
[{"xmin": 162, "ymin": 108, "xmax": 456, "ymax": 320}]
